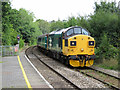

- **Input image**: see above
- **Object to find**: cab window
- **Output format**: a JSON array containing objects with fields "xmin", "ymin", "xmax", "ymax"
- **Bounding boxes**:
[
  {"xmin": 74, "ymin": 28, "xmax": 81, "ymax": 34},
  {"xmin": 82, "ymin": 29, "xmax": 89, "ymax": 35},
  {"xmin": 66, "ymin": 29, "xmax": 73, "ymax": 36}
]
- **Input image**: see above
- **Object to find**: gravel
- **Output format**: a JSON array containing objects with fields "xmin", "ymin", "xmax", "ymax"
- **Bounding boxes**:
[
  {"xmin": 33, "ymin": 47, "xmax": 108, "ymax": 89},
  {"xmin": 26, "ymin": 47, "xmax": 75, "ymax": 88},
  {"xmin": 92, "ymin": 66, "xmax": 120, "ymax": 78}
]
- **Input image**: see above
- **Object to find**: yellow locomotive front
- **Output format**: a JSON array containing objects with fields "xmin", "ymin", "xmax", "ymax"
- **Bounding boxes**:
[{"xmin": 62, "ymin": 26, "xmax": 96, "ymax": 67}]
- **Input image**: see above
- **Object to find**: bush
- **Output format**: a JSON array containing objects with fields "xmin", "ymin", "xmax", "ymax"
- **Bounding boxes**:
[
  {"xmin": 95, "ymin": 47, "xmax": 103, "ymax": 64},
  {"xmin": 29, "ymin": 38, "xmax": 37, "ymax": 46},
  {"xmin": 95, "ymin": 33, "xmax": 119, "ymax": 64},
  {"xmin": 19, "ymin": 38, "xmax": 25, "ymax": 48}
]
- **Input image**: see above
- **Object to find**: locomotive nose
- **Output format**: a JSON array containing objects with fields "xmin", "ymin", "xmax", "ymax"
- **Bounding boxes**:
[
  {"xmin": 81, "ymin": 48, "xmax": 84, "ymax": 52},
  {"xmin": 69, "ymin": 35, "xmax": 95, "ymax": 55}
]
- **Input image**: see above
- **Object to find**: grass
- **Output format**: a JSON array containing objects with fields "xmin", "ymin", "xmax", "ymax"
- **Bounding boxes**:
[{"xmin": 96, "ymin": 58, "xmax": 118, "ymax": 70}]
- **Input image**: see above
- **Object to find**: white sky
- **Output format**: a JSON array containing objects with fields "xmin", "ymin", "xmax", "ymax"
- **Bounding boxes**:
[{"xmin": 11, "ymin": 0, "xmax": 119, "ymax": 21}]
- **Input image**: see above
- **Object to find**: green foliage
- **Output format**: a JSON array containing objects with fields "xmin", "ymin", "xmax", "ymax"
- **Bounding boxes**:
[
  {"xmin": 50, "ymin": 20, "xmax": 64, "ymax": 32},
  {"xmin": 36, "ymin": 19, "xmax": 50, "ymax": 34},
  {"xmin": 98, "ymin": 33, "xmax": 118, "ymax": 59},
  {"xmin": 76, "ymin": 16, "xmax": 90, "ymax": 30},
  {"xmin": 2, "ymin": 2, "xmax": 12, "ymax": 45},
  {"xmin": 18, "ymin": 8, "xmax": 37, "ymax": 43},
  {"xmin": 89, "ymin": 10, "xmax": 118, "ymax": 47},
  {"xmin": 94, "ymin": 1, "xmax": 118, "ymax": 13},
  {"xmin": 2, "ymin": 2, "xmax": 42, "ymax": 46},
  {"xmin": 67, "ymin": 16, "xmax": 77, "ymax": 27},
  {"xmin": 19, "ymin": 38, "xmax": 24, "ymax": 48}
]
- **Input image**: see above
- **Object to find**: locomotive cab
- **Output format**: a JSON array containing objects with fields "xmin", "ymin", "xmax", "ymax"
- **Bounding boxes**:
[{"xmin": 62, "ymin": 27, "xmax": 96, "ymax": 67}]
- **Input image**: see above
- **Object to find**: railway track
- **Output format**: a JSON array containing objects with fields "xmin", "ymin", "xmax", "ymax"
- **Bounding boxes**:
[
  {"xmin": 25, "ymin": 46, "xmax": 80, "ymax": 89},
  {"xmin": 25, "ymin": 46, "xmax": 119, "ymax": 89},
  {"xmin": 89, "ymin": 66, "xmax": 120, "ymax": 80},
  {"xmin": 75, "ymin": 67, "xmax": 120, "ymax": 89}
]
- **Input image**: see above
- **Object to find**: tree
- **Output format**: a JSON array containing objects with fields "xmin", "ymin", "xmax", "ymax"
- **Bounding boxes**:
[
  {"xmin": 89, "ymin": 2, "xmax": 119, "ymax": 47},
  {"xmin": 76, "ymin": 16, "xmax": 90, "ymax": 30},
  {"xmin": 50, "ymin": 20, "xmax": 64, "ymax": 32},
  {"xmin": 36, "ymin": 19, "xmax": 50, "ymax": 34},
  {"xmin": 2, "ymin": 2, "xmax": 18, "ymax": 45},
  {"xmin": 67, "ymin": 16, "xmax": 77, "ymax": 27},
  {"xmin": 17, "ymin": 8, "xmax": 41, "ymax": 44},
  {"xmin": 2, "ymin": 2, "xmax": 41, "ymax": 46},
  {"xmin": 94, "ymin": 1, "xmax": 118, "ymax": 13}
]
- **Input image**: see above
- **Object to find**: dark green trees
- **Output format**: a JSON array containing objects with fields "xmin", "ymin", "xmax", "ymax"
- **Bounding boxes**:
[{"xmin": 2, "ymin": 2, "xmax": 42, "ymax": 46}]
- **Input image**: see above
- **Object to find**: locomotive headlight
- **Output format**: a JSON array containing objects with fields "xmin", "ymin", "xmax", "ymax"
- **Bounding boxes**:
[
  {"xmin": 89, "ymin": 41, "xmax": 94, "ymax": 46},
  {"xmin": 81, "ymin": 48, "xmax": 84, "ymax": 52},
  {"xmin": 70, "ymin": 41, "xmax": 76, "ymax": 46}
]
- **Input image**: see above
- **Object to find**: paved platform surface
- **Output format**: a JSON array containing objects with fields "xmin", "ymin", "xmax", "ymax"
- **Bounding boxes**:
[
  {"xmin": 0, "ymin": 57, "xmax": 2, "ymax": 90},
  {"xmin": 2, "ymin": 51, "xmax": 52, "ymax": 89},
  {"xmin": 2, "ymin": 56, "xmax": 27, "ymax": 88}
]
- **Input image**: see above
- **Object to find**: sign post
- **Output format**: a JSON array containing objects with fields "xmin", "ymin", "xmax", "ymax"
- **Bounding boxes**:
[{"xmin": 17, "ymin": 35, "xmax": 20, "ymax": 54}]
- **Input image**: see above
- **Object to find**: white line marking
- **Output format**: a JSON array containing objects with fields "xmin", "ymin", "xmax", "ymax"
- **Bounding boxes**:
[{"xmin": 24, "ymin": 55, "xmax": 54, "ymax": 90}]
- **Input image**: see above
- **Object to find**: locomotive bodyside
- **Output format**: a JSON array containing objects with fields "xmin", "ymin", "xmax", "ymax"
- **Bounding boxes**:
[
  {"xmin": 37, "ymin": 34, "xmax": 47, "ymax": 49},
  {"xmin": 37, "ymin": 26, "xmax": 96, "ymax": 67},
  {"xmin": 47, "ymin": 34, "xmax": 62, "ymax": 52}
]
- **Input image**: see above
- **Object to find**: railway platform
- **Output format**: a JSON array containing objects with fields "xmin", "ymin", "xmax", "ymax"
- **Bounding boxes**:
[{"xmin": 2, "ymin": 50, "xmax": 53, "ymax": 89}]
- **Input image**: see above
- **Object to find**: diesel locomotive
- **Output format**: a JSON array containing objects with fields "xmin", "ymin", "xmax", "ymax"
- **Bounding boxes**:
[{"xmin": 37, "ymin": 26, "xmax": 96, "ymax": 67}]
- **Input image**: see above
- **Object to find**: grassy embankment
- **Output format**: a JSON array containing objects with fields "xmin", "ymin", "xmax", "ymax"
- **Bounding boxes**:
[{"xmin": 95, "ymin": 59, "xmax": 118, "ymax": 70}]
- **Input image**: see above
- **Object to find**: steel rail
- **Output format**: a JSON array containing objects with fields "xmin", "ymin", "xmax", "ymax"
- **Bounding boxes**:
[
  {"xmin": 25, "ymin": 46, "xmax": 80, "ymax": 90},
  {"xmin": 76, "ymin": 69, "xmax": 120, "ymax": 90},
  {"xmin": 25, "ymin": 46, "xmax": 120, "ymax": 89},
  {"xmin": 88, "ymin": 66, "xmax": 120, "ymax": 80}
]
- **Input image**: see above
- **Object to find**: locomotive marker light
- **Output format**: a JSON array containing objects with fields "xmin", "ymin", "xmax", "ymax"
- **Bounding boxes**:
[
  {"xmin": 89, "ymin": 41, "xmax": 94, "ymax": 46},
  {"xmin": 49, "ymin": 38, "xmax": 52, "ymax": 49},
  {"xmin": 70, "ymin": 41, "xmax": 76, "ymax": 46}
]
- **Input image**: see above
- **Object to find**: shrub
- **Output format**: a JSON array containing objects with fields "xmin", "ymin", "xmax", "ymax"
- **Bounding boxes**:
[
  {"xmin": 19, "ymin": 38, "xmax": 24, "ymax": 48},
  {"xmin": 95, "ymin": 33, "xmax": 119, "ymax": 65}
]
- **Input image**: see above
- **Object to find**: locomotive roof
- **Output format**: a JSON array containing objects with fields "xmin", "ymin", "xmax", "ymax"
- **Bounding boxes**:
[
  {"xmin": 49, "ymin": 26, "xmax": 77, "ymax": 35},
  {"xmin": 38, "ymin": 34, "xmax": 47, "ymax": 38},
  {"xmin": 38, "ymin": 26, "xmax": 90, "ymax": 37}
]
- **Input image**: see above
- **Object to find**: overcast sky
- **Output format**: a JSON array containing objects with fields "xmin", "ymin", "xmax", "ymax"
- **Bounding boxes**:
[{"xmin": 11, "ymin": 0, "xmax": 119, "ymax": 21}]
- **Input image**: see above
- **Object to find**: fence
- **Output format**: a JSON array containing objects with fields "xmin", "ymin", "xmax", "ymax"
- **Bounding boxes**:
[{"xmin": 0, "ymin": 46, "xmax": 19, "ymax": 57}]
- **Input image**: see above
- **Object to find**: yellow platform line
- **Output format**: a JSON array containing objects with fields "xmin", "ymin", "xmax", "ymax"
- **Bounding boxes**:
[{"xmin": 17, "ymin": 56, "xmax": 32, "ymax": 89}]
